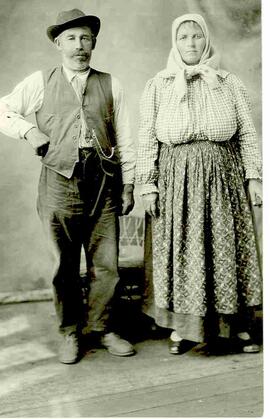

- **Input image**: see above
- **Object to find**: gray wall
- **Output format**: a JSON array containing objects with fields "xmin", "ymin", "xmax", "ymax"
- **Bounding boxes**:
[{"xmin": 0, "ymin": 0, "xmax": 261, "ymax": 293}]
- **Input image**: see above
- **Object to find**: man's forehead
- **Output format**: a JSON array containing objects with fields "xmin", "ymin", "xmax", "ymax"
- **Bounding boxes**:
[{"xmin": 61, "ymin": 26, "xmax": 93, "ymax": 36}]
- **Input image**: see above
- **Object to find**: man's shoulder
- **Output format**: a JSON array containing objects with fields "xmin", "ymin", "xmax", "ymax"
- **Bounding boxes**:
[
  {"xmin": 91, "ymin": 68, "xmax": 111, "ymax": 77},
  {"xmin": 18, "ymin": 70, "xmax": 43, "ymax": 83},
  {"xmin": 91, "ymin": 69, "xmax": 114, "ymax": 94},
  {"xmin": 9, "ymin": 70, "xmax": 44, "ymax": 92},
  {"xmin": 92, "ymin": 70, "xmax": 122, "ymax": 89},
  {"xmin": 91, "ymin": 68, "xmax": 112, "ymax": 84},
  {"xmin": 42, "ymin": 66, "xmax": 61, "ymax": 81}
]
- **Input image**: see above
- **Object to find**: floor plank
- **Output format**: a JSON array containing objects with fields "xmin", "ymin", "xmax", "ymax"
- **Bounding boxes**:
[
  {"xmin": 0, "ymin": 301, "xmax": 263, "ymax": 417},
  {"xmin": 1, "ymin": 368, "xmax": 262, "ymax": 417}
]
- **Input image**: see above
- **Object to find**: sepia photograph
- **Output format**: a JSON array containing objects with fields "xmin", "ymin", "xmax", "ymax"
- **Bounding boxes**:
[{"xmin": 0, "ymin": 0, "xmax": 264, "ymax": 417}]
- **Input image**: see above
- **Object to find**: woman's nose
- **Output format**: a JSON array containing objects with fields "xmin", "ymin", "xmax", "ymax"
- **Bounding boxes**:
[{"xmin": 187, "ymin": 37, "xmax": 196, "ymax": 47}]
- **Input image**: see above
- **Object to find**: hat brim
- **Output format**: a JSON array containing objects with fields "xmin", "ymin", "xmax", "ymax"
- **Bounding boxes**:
[{"xmin": 47, "ymin": 15, "xmax": 100, "ymax": 41}]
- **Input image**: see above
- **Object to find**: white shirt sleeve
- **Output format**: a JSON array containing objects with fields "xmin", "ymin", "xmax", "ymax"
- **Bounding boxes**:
[
  {"xmin": 111, "ymin": 76, "xmax": 136, "ymax": 185},
  {"xmin": 0, "ymin": 71, "xmax": 44, "ymax": 139}
]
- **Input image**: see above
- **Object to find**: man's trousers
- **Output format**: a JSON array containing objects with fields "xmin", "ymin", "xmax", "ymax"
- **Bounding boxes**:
[{"xmin": 37, "ymin": 150, "xmax": 121, "ymax": 335}]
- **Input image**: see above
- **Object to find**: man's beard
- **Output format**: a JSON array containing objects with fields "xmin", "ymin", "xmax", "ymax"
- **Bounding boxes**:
[{"xmin": 67, "ymin": 53, "xmax": 91, "ymax": 70}]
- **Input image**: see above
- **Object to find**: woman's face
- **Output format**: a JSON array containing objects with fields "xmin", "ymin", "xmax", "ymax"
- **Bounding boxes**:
[{"xmin": 176, "ymin": 21, "xmax": 206, "ymax": 65}]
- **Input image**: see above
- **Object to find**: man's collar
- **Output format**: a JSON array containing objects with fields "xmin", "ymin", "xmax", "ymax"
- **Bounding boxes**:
[{"xmin": 62, "ymin": 65, "xmax": 91, "ymax": 83}]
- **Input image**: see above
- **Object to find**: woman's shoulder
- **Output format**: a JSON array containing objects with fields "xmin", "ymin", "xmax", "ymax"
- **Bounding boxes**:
[
  {"xmin": 219, "ymin": 72, "xmax": 252, "ymax": 104},
  {"xmin": 144, "ymin": 70, "xmax": 174, "ymax": 90},
  {"xmin": 221, "ymin": 72, "xmax": 247, "ymax": 90}
]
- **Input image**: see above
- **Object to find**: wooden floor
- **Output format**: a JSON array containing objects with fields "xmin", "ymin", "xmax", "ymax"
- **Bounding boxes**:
[{"xmin": 0, "ymin": 301, "xmax": 263, "ymax": 417}]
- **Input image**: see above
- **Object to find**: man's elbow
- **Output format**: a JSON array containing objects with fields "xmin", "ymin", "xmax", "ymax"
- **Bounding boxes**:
[{"xmin": 0, "ymin": 101, "xmax": 10, "ymax": 117}]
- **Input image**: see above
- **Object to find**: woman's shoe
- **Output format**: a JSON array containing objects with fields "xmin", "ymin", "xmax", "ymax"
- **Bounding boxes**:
[
  {"xmin": 236, "ymin": 332, "xmax": 260, "ymax": 354},
  {"xmin": 242, "ymin": 343, "xmax": 260, "ymax": 353},
  {"xmin": 236, "ymin": 338, "xmax": 260, "ymax": 353}
]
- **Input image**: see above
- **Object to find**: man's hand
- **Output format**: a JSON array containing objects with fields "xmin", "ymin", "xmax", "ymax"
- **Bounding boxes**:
[
  {"xmin": 142, "ymin": 192, "xmax": 159, "ymax": 218},
  {"xmin": 25, "ymin": 127, "xmax": 50, "ymax": 157},
  {"xmin": 248, "ymin": 179, "xmax": 263, "ymax": 207},
  {"xmin": 121, "ymin": 184, "xmax": 135, "ymax": 216}
]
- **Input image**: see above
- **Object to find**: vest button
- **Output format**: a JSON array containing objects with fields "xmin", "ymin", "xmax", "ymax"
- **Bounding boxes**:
[
  {"xmin": 76, "ymin": 114, "xmax": 80, "ymax": 119},
  {"xmin": 72, "ymin": 136, "xmax": 76, "ymax": 140}
]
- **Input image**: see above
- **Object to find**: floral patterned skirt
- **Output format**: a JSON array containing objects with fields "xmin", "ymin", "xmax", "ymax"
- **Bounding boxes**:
[{"xmin": 146, "ymin": 140, "xmax": 262, "ymax": 342}]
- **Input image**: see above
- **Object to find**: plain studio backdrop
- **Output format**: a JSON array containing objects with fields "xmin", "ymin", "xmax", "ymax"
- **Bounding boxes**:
[{"xmin": 0, "ymin": 0, "xmax": 261, "ymax": 295}]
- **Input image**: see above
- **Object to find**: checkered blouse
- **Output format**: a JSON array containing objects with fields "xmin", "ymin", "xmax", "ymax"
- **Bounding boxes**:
[{"xmin": 136, "ymin": 73, "xmax": 262, "ymax": 195}]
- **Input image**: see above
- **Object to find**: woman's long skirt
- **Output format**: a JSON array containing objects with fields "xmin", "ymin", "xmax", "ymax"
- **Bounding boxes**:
[{"xmin": 145, "ymin": 140, "xmax": 262, "ymax": 342}]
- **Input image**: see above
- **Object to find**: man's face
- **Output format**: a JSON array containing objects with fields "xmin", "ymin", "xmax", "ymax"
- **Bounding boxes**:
[{"xmin": 55, "ymin": 26, "xmax": 95, "ymax": 71}]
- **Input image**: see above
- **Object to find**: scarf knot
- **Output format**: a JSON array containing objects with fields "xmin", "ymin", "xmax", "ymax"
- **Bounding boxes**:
[{"xmin": 185, "ymin": 66, "xmax": 201, "ymax": 80}]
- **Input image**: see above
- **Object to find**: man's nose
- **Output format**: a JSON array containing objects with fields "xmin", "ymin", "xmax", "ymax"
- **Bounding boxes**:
[{"xmin": 74, "ymin": 38, "xmax": 83, "ymax": 48}]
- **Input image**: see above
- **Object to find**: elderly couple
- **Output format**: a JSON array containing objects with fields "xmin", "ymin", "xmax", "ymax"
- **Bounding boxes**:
[{"xmin": 0, "ymin": 9, "xmax": 262, "ymax": 364}]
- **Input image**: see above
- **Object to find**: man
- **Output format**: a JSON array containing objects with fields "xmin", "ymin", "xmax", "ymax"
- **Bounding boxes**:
[{"xmin": 0, "ymin": 9, "xmax": 136, "ymax": 364}]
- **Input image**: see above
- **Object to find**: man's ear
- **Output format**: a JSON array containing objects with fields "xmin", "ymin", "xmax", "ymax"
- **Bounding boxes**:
[
  {"xmin": 54, "ymin": 37, "xmax": 61, "ymax": 50},
  {"xmin": 92, "ymin": 36, "xmax": 96, "ymax": 50}
]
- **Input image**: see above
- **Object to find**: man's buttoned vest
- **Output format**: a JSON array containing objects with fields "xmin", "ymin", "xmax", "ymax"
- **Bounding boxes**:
[{"xmin": 36, "ymin": 66, "xmax": 116, "ymax": 178}]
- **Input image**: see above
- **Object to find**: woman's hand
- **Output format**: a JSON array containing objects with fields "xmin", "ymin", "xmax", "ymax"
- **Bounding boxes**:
[
  {"xmin": 142, "ymin": 193, "xmax": 159, "ymax": 218},
  {"xmin": 248, "ymin": 179, "xmax": 263, "ymax": 207}
]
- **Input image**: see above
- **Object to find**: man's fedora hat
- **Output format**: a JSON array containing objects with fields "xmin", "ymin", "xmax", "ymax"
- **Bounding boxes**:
[{"xmin": 47, "ymin": 8, "xmax": 100, "ymax": 41}]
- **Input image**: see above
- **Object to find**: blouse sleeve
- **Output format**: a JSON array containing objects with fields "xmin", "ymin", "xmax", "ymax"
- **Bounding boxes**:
[
  {"xmin": 227, "ymin": 74, "xmax": 262, "ymax": 180},
  {"xmin": 135, "ymin": 76, "xmax": 162, "ymax": 195}
]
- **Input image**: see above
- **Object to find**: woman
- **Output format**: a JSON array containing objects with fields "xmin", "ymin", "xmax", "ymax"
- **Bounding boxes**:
[{"xmin": 136, "ymin": 14, "xmax": 262, "ymax": 354}]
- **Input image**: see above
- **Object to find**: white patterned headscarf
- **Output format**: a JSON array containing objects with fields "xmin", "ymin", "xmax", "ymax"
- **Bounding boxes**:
[{"xmin": 162, "ymin": 14, "xmax": 228, "ymax": 99}]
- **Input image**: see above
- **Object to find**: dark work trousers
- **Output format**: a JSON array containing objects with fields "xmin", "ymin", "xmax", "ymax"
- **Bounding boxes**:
[{"xmin": 37, "ymin": 149, "xmax": 121, "ymax": 336}]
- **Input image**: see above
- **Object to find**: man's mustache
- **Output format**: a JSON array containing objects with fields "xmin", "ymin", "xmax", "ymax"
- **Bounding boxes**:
[{"xmin": 72, "ymin": 52, "xmax": 90, "ymax": 57}]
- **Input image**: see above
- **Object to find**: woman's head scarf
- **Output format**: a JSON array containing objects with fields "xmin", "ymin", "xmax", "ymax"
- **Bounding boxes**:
[{"xmin": 161, "ymin": 13, "xmax": 228, "ymax": 99}]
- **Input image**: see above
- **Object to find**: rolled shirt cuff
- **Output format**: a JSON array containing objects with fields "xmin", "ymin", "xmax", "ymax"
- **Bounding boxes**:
[
  {"xmin": 21, "ymin": 122, "xmax": 36, "ymax": 140},
  {"xmin": 245, "ymin": 168, "xmax": 262, "ymax": 181},
  {"xmin": 138, "ymin": 183, "xmax": 159, "ymax": 196}
]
